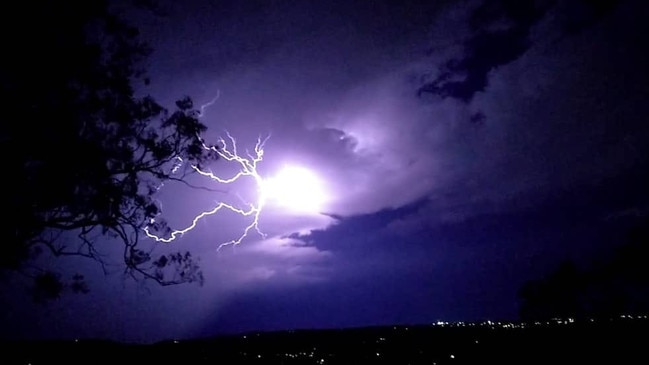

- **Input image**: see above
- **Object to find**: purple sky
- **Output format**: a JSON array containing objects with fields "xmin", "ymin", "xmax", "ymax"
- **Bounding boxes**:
[{"xmin": 2, "ymin": 0, "xmax": 649, "ymax": 343}]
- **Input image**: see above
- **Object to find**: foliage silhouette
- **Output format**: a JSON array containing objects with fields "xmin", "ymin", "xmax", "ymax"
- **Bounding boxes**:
[
  {"xmin": 0, "ymin": 1, "xmax": 218, "ymax": 298},
  {"xmin": 518, "ymin": 218, "xmax": 649, "ymax": 320}
]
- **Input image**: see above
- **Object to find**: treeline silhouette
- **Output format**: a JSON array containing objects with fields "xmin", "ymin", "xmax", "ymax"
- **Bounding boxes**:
[
  {"xmin": 519, "ymin": 217, "xmax": 649, "ymax": 320},
  {"xmin": 2, "ymin": 319, "xmax": 647, "ymax": 365}
]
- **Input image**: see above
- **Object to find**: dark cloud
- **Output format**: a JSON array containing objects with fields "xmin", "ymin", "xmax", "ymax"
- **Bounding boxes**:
[{"xmin": 418, "ymin": 0, "xmax": 624, "ymax": 102}]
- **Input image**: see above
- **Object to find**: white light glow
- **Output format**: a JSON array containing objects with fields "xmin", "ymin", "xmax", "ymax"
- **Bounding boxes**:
[{"xmin": 262, "ymin": 165, "xmax": 327, "ymax": 213}]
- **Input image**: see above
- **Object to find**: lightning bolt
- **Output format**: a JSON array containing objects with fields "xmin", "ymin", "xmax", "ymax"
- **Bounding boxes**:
[
  {"xmin": 144, "ymin": 95, "xmax": 270, "ymax": 250},
  {"xmin": 197, "ymin": 91, "xmax": 220, "ymax": 118}
]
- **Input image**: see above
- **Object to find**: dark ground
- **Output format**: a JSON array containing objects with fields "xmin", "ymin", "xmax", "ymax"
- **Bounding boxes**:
[{"xmin": 3, "ymin": 316, "xmax": 647, "ymax": 365}]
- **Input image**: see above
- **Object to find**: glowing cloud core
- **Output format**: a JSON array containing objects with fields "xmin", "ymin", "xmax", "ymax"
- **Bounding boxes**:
[{"xmin": 262, "ymin": 166, "xmax": 327, "ymax": 213}]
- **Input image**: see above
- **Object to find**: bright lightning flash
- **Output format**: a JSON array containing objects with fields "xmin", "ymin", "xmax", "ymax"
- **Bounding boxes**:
[
  {"xmin": 144, "ymin": 97, "xmax": 328, "ymax": 250},
  {"xmin": 144, "ymin": 132, "xmax": 269, "ymax": 250},
  {"xmin": 261, "ymin": 166, "xmax": 327, "ymax": 213}
]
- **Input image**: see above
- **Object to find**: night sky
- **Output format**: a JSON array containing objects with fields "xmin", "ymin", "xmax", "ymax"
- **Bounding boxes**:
[{"xmin": 2, "ymin": 0, "xmax": 649, "ymax": 343}]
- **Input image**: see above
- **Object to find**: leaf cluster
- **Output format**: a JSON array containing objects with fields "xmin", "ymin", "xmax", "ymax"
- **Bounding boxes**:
[{"xmin": 0, "ymin": 1, "xmax": 217, "ymax": 297}]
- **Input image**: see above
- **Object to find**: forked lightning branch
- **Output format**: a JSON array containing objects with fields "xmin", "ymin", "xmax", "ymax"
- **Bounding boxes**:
[
  {"xmin": 144, "ymin": 97, "xmax": 328, "ymax": 250},
  {"xmin": 144, "ymin": 132, "xmax": 269, "ymax": 251}
]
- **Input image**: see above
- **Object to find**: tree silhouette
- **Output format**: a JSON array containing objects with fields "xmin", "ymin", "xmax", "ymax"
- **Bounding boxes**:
[
  {"xmin": 518, "ymin": 260, "xmax": 584, "ymax": 320},
  {"xmin": 518, "ymin": 218, "xmax": 649, "ymax": 320},
  {"xmin": 0, "ymin": 1, "xmax": 219, "ymax": 298}
]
